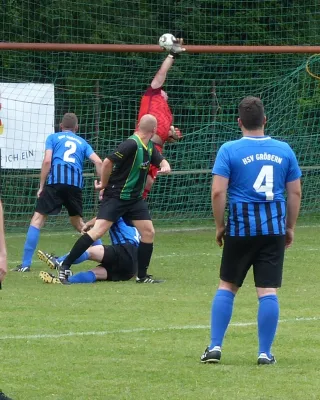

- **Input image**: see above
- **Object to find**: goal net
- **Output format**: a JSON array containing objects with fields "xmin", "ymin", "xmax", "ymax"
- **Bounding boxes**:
[{"xmin": 0, "ymin": 1, "xmax": 319, "ymax": 230}]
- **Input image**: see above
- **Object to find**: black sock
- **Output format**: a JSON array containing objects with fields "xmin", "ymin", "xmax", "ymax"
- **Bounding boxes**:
[
  {"xmin": 137, "ymin": 242, "xmax": 153, "ymax": 279},
  {"xmin": 62, "ymin": 233, "xmax": 94, "ymax": 269}
]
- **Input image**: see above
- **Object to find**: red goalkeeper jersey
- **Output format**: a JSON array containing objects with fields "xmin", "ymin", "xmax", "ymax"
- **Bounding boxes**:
[{"xmin": 137, "ymin": 86, "xmax": 173, "ymax": 143}]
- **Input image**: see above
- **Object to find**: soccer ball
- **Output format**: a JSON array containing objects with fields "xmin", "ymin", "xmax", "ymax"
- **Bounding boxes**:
[{"xmin": 158, "ymin": 33, "xmax": 176, "ymax": 51}]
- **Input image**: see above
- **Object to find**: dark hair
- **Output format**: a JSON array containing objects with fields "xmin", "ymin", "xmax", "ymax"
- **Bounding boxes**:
[
  {"xmin": 61, "ymin": 113, "xmax": 78, "ymax": 131},
  {"xmin": 238, "ymin": 96, "xmax": 264, "ymax": 130}
]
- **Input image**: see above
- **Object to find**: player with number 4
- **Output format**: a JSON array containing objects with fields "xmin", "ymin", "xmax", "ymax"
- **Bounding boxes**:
[
  {"xmin": 201, "ymin": 96, "xmax": 302, "ymax": 365},
  {"xmin": 13, "ymin": 113, "xmax": 102, "ymax": 272}
]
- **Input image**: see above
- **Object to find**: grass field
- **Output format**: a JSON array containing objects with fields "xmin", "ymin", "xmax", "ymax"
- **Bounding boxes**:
[{"xmin": 1, "ymin": 225, "xmax": 320, "ymax": 400}]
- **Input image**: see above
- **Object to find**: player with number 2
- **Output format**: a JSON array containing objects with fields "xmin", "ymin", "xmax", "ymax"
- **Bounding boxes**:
[
  {"xmin": 201, "ymin": 96, "xmax": 302, "ymax": 365},
  {"xmin": 13, "ymin": 113, "xmax": 102, "ymax": 272}
]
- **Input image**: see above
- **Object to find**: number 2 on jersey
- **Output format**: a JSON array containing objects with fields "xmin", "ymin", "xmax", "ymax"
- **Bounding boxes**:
[
  {"xmin": 253, "ymin": 165, "xmax": 274, "ymax": 200},
  {"xmin": 63, "ymin": 141, "xmax": 77, "ymax": 163}
]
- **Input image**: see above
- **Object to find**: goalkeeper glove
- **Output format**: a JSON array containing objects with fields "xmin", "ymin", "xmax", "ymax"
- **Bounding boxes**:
[
  {"xmin": 167, "ymin": 126, "xmax": 183, "ymax": 143},
  {"xmin": 169, "ymin": 38, "xmax": 185, "ymax": 59}
]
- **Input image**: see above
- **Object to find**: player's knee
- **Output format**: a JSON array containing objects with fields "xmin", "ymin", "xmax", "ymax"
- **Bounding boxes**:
[
  {"xmin": 256, "ymin": 287, "xmax": 277, "ymax": 298},
  {"xmin": 91, "ymin": 267, "xmax": 107, "ymax": 281},
  {"xmin": 30, "ymin": 212, "xmax": 46, "ymax": 229},
  {"xmin": 87, "ymin": 246, "xmax": 104, "ymax": 262},
  {"xmin": 140, "ymin": 226, "xmax": 155, "ymax": 242},
  {"xmin": 218, "ymin": 280, "xmax": 239, "ymax": 294},
  {"xmin": 69, "ymin": 216, "xmax": 84, "ymax": 232},
  {"xmin": 89, "ymin": 221, "xmax": 110, "ymax": 240}
]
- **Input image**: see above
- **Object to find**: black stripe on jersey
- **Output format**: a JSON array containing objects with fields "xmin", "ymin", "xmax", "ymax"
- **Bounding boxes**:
[
  {"xmin": 70, "ymin": 166, "xmax": 75, "ymax": 186},
  {"xmin": 109, "ymin": 229, "xmax": 118, "ymax": 245},
  {"xmin": 49, "ymin": 165, "xmax": 54, "ymax": 184},
  {"xmin": 226, "ymin": 207, "xmax": 231, "ymax": 235},
  {"xmin": 242, "ymin": 203, "xmax": 250, "ymax": 236},
  {"xmin": 77, "ymin": 169, "xmax": 81, "ymax": 187},
  {"xmin": 112, "ymin": 224, "xmax": 124, "ymax": 244},
  {"xmin": 57, "ymin": 164, "xmax": 61, "ymax": 184},
  {"xmin": 226, "ymin": 218, "xmax": 230, "ymax": 235},
  {"xmin": 276, "ymin": 202, "xmax": 283, "ymax": 234},
  {"xmin": 232, "ymin": 203, "xmax": 239, "ymax": 236},
  {"xmin": 254, "ymin": 203, "xmax": 262, "ymax": 235},
  {"xmin": 265, "ymin": 202, "xmax": 274, "ymax": 235},
  {"xmin": 63, "ymin": 165, "xmax": 68, "ymax": 185}
]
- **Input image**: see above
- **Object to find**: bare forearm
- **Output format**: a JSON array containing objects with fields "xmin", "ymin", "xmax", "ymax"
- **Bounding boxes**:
[
  {"xmin": 157, "ymin": 159, "xmax": 171, "ymax": 174},
  {"xmin": 160, "ymin": 159, "xmax": 170, "ymax": 169},
  {"xmin": 151, "ymin": 55, "xmax": 174, "ymax": 88},
  {"xmin": 286, "ymin": 193, "xmax": 301, "ymax": 230},
  {"xmin": 39, "ymin": 162, "xmax": 51, "ymax": 189},
  {"xmin": 212, "ymin": 192, "xmax": 227, "ymax": 229},
  {"xmin": 100, "ymin": 159, "xmax": 113, "ymax": 188},
  {"xmin": 95, "ymin": 161, "xmax": 102, "ymax": 178}
]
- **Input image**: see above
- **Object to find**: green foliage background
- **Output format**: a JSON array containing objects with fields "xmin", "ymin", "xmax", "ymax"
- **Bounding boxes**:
[{"xmin": 1, "ymin": 1, "xmax": 320, "ymax": 227}]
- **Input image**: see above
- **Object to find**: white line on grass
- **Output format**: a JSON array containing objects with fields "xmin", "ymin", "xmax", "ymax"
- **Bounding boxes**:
[{"xmin": 0, "ymin": 316, "xmax": 318, "ymax": 341}]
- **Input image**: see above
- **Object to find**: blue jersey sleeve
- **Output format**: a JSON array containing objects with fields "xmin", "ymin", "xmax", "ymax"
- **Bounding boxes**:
[
  {"xmin": 286, "ymin": 146, "xmax": 302, "ymax": 182},
  {"xmin": 84, "ymin": 142, "xmax": 94, "ymax": 159},
  {"xmin": 45, "ymin": 134, "xmax": 54, "ymax": 151},
  {"xmin": 212, "ymin": 144, "xmax": 231, "ymax": 178}
]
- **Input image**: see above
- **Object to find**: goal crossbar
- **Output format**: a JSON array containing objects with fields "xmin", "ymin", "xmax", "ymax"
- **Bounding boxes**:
[{"xmin": 2, "ymin": 43, "xmax": 320, "ymax": 53}]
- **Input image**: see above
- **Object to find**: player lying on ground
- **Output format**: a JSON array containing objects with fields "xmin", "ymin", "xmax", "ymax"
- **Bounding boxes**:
[
  {"xmin": 38, "ymin": 217, "xmax": 140, "ymax": 284},
  {"xmin": 13, "ymin": 113, "xmax": 102, "ymax": 272},
  {"xmin": 137, "ymin": 38, "xmax": 184, "ymax": 199},
  {"xmin": 57, "ymin": 114, "xmax": 171, "ymax": 284}
]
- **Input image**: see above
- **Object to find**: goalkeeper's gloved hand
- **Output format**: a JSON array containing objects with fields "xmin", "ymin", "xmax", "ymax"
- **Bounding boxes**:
[
  {"xmin": 169, "ymin": 38, "xmax": 185, "ymax": 59},
  {"xmin": 167, "ymin": 126, "xmax": 183, "ymax": 143}
]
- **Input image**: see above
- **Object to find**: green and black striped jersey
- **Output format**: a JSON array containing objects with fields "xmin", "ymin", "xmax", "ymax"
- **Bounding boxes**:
[{"xmin": 105, "ymin": 134, "xmax": 164, "ymax": 200}]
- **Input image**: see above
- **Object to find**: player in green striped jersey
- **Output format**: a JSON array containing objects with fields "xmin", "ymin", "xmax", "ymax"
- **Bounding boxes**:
[{"xmin": 59, "ymin": 114, "xmax": 171, "ymax": 284}]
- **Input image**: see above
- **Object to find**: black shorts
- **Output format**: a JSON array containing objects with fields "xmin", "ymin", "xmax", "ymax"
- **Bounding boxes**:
[
  {"xmin": 220, "ymin": 235, "xmax": 286, "ymax": 288},
  {"xmin": 97, "ymin": 196, "xmax": 151, "ymax": 222},
  {"xmin": 35, "ymin": 184, "xmax": 83, "ymax": 217},
  {"xmin": 100, "ymin": 243, "xmax": 138, "ymax": 281}
]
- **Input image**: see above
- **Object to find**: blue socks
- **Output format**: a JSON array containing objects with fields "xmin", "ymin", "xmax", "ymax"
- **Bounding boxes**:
[
  {"xmin": 73, "ymin": 251, "xmax": 89, "ymax": 264},
  {"xmin": 208, "ymin": 290, "xmax": 278, "ymax": 357},
  {"xmin": 258, "ymin": 294, "xmax": 279, "ymax": 357},
  {"xmin": 57, "ymin": 251, "xmax": 89, "ymax": 264},
  {"xmin": 209, "ymin": 289, "xmax": 235, "ymax": 349},
  {"xmin": 57, "ymin": 254, "xmax": 67, "ymax": 263},
  {"xmin": 68, "ymin": 271, "xmax": 97, "ymax": 284},
  {"xmin": 57, "ymin": 234, "xmax": 101, "ymax": 263},
  {"xmin": 22, "ymin": 225, "xmax": 40, "ymax": 267}
]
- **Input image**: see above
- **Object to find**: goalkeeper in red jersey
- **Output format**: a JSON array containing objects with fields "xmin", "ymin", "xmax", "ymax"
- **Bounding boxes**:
[{"xmin": 137, "ymin": 38, "xmax": 185, "ymax": 199}]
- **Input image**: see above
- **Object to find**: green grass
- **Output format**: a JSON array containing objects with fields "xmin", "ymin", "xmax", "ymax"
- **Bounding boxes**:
[{"xmin": 1, "ymin": 226, "xmax": 320, "ymax": 400}]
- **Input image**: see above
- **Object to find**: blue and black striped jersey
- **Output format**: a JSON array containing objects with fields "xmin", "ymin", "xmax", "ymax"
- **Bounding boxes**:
[
  {"xmin": 212, "ymin": 136, "xmax": 301, "ymax": 236},
  {"xmin": 109, "ymin": 218, "xmax": 140, "ymax": 247},
  {"xmin": 46, "ymin": 131, "xmax": 94, "ymax": 189}
]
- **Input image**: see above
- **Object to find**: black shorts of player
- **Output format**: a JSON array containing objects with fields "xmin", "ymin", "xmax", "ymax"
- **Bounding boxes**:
[
  {"xmin": 97, "ymin": 196, "xmax": 151, "ymax": 222},
  {"xmin": 100, "ymin": 243, "xmax": 138, "ymax": 281},
  {"xmin": 220, "ymin": 235, "xmax": 286, "ymax": 288},
  {"xmin": 35, "ymin": 184, "xmax": 83, "ymax": 217}
]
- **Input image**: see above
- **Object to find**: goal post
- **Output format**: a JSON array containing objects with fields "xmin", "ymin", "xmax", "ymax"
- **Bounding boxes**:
[{"xmin": 1, "ymin": 47, "xmax": 320, "ymax": 230}]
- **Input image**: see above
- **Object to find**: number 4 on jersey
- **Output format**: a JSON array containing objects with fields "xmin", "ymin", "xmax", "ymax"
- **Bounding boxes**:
[{"xmin": 253, "ymin": 165, "xmax": 274, "ymax": 201}]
